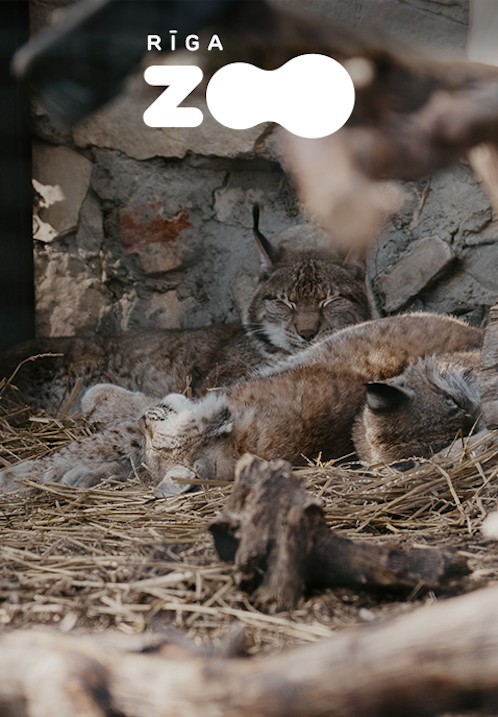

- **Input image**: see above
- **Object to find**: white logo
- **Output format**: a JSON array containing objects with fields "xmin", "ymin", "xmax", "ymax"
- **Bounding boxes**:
[
  {"xmin": 143, "ymin": 65, "xmax": 204, "ymax": 128},
  {"xmin": 144, "ymin": 54, "xmax": 355, "ymax": 138}
]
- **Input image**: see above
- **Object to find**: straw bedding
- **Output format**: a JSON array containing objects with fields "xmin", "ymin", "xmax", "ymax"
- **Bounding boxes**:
[{"xmin": 1, "ymin": 374, "xmax": 498, "ymax": 655}]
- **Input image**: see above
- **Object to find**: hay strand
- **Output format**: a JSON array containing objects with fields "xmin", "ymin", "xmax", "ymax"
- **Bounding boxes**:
[{"xmin": 1, "ymin": 379, "xmax": 498, "ymax": 651}]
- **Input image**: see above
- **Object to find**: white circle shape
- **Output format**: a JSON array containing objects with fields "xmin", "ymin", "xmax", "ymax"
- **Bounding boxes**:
[{"xmin": 206, "ymin": 54, "xmax": 355, "ymax": 139}]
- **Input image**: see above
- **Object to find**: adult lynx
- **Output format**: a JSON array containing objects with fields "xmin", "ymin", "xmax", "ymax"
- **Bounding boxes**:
[{"xmin": 0, "ymin": 206, "xmax": 369, "ymax": 414}]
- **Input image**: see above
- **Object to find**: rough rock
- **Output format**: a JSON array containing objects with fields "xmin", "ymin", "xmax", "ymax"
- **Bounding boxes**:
[
  {"xmin": 73, "ymin": 75, "xmax": 276, "ymax": 161},
  {"xmin": 461, "ymin": 244, "xmax": 498, "ymax": 294},
  {"xmin": 368, "ymin": 161, "xmax": 498, "ymax": 322},
  {"xmin": 274, "ymin": 0, "xmax": 468, "ymax": 51},
  {"xmin": 35, "ymin": 251, "xmax": 113, "ymax": 336},
  {"xmin": 134, "ymin": 243, "xmax": 185, "ymax": 275},
  {"xmin": 143, "ymin": 291, "xmax": 196, "ymax": 330},
  {"xmin": 118, "ymin": 205, "xmax": 191, "ymax": 253},
  {"xmin": 75, "ymin": 192, "xmax": 105, "ymax": 256},
  {"xmin": 421, "ymin": 268, "xmax": 493, "ymax": 326},
  {"xmin": 375, "ymin": 236, "xmax": 455, "ymax": 312},
  {"xmin": 32, "ymin": 143, "xmax": 92, "ymax": 241}
]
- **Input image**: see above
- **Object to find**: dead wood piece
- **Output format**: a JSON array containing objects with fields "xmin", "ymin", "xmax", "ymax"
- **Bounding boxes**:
[
  {"xmin": 5, "ymin": 586, "xmax": 498, "ymax": 716},
  {"xmin": 479, "ymin": 302, "xmax": 498, "ymax": 429},
  {"xmin": 209, "ymin": 454, "xmax": 468, "ymax": 611}
]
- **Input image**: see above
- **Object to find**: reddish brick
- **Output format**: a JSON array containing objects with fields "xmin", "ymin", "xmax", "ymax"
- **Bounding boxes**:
[{"xmin": 119, "ymin": 203, "xmax": 191, "ymax": 250}]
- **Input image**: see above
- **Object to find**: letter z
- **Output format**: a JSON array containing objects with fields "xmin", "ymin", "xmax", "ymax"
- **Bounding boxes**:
[{"xmin": 143, "ymin": 66, "xmax": 204, "ymax": 128}]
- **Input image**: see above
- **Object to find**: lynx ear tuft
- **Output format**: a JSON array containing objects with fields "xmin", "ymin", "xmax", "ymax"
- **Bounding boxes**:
[
  {"xmin": 207, "ymin": 403, "xmax": 234, "ymax": 436},
  {"xmin": 348, "ymin": 256, "xmax": 366, "ymax": 281},
  {"xmin": 252, "ymin": 203, "xmax": 280, "ymax": 268},
  {"xmin": 365, "ymin": 382, "xmax": 412, "ymax": 412},
  {"xmin": 196, "ymin": 394, "xmax": 234, "ymax": 437}
]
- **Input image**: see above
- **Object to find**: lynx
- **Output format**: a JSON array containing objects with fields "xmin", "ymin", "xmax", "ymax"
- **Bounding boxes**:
[
  {"xmin": 139, "ymin": 313, "xmax": 482, "ymax": 495},
  {"xmin": 352, "ymin": 351, "xmax": 482, "ymax": 464},
  {"xmin": 0, "ymin": 205, "xmax": 369, "ymax": 414},
  {"xmin": 0, "ymin": 312, "xmax": 482, "ymax": 495}
]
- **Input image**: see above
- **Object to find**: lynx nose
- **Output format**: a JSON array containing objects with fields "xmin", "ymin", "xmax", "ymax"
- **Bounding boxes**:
[
  {"xmin": 298, "ymin": 327, "xmax": 318, "ymax": 341},
  {"xmin": 295, "ymin": 312, "xmax": 320, "ymax": 341}
]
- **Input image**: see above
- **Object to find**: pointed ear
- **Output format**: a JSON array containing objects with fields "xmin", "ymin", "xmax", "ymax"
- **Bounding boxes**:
[
  {"xmin": 344, "ymin": 249, "xmax": 366, "ymax": 280},
  {"xmin": 211, "ymin": 405, "xmax": 234, "ymax": 436},
  {"xmin": 252, "ymin": 203, "xmax": 280, "ymax": 269},
  {"xmin": 198, "ymin": 395, "xmax": 234, "ymax": 437},
  {"xmin": 365, "ymin": 382, "xmax": 412, "ymax": 412}
]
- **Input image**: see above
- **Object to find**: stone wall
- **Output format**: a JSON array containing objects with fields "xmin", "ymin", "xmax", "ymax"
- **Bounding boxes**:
[{"xmin": 30, "ymin": 0, "xmax": 498, "ymax": 336}]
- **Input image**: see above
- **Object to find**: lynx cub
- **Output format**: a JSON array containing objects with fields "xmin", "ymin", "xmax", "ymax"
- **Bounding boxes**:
[
  {"xmin": 0, "ymin": 205, "xmax": 368, "ymax": 414},
  {"xmin": 0, "ymin": 313, "xmax": 482, "ymax": 494},
  {"xmin": 352, "ymin": 351, "xmax": 482, "ymax": 464}
]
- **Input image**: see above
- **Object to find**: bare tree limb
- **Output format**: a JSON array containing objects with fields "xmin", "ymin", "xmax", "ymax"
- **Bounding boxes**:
[
  {"xmin": 209, "ymin": 455, "xmax": 468, "ymax": 611},
  {"xmin": 3, "ymin": 585, "xmax": 498, "ymax": 716}
]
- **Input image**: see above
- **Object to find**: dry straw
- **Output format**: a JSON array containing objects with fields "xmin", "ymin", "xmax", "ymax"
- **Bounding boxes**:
[{"xmin": 1, "ymin": 374, "xmax": 498, "ymax": 653}]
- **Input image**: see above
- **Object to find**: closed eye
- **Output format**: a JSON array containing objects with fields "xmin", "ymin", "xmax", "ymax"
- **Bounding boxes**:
[
  {"xmin": 442, "ymin": 392, "xmax": 472, "ymax": 414},
  {"xmin": 275, "ymin": 298, "xmax": 296, "ymax": 310},
  {"xmin": 319, "ymin": 295, "xmax": 340, "ymax": 308},
  {"xmin": 444, "ymin": 393, "xmax": 476, "ymax": 417}
]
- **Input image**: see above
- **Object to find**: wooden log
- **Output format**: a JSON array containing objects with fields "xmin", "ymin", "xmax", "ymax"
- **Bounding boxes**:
[
  {"xmin": 209, "ymin": 455, "xmax": 468, "ymax": 611},
  {"xmin": 479, "ymin": 302, "xmax": 498, "ymax": 429},
  {"xmin": 4, "ymin": 586, "xmax": 498, "ymax": 716}
]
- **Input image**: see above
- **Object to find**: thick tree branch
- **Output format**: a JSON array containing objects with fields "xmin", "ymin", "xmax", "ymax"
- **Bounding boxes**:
[
  {"xmin": 209, "ymin": 455, "xmax": 468, "ymax": 611},
  {"xmin": 3, "ymin": 586, "xmax": 498, "ymax": 716}
]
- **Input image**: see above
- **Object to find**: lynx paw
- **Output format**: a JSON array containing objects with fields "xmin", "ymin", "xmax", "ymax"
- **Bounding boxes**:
[
  {"xmin": 154, "ymin": 466, "xmax": 196, "ymax": 498},
  {"xmin": 0, "ymin": 460, "xmax": 42, "ymax": 493},
  {"xmin": 60, "ymin": 463, "xmax": 132, "ymax": 488},
  {"xmin": 0, "ymin": 418, "xmax": 144, "ymax": 493},
  {"xmin": 0, "ymin": 457, "xmax": 132, "ymax": 492}
]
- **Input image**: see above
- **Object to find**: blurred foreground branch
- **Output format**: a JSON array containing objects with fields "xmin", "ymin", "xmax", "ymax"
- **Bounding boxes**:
[{"xmin": 3, "ymin": 584, "xmax": 498, "ymax": 716}]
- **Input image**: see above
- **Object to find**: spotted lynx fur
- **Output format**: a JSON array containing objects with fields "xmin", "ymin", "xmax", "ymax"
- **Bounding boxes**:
[
  {"xmin": 0, "ymin": 313, "xmax": 482, "ymax": 494},
  {"xmin": 0, "ymin": 205, "xmax": 368, "ymax": 414}
]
